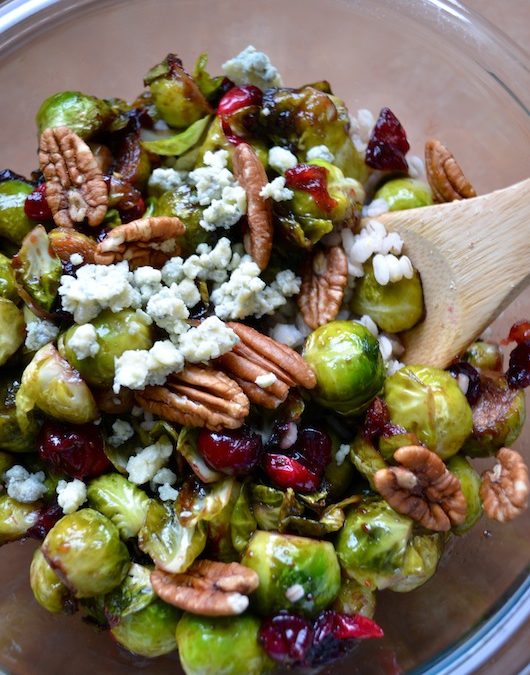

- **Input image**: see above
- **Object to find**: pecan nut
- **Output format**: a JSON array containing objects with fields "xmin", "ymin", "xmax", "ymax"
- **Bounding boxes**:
[
  {"xmin": 374, "ymin": 445, "xmax": 467, "ymax": 531},
  {"xmin": 135, "ymin": 365, "xmax": 249, "ymax": 430},
  {"xmin": 48, "ymin": 227, "xmax": 97, "ymax": 264},
  {"xmin": 151, "ymin": 560, "xmax": 259, "ymax": 616},
  {"xmin": 297, "ymin": 246, "xmax": 348, "ymax": 330},
  {"xmin": 39, "ymin": 126, "xmax": 108, "ymax": 228},
  {"xmin": 216, "ymin": 322, "xmax": 316, "ymax": 409},
  {"xmin": 232, "ymin": 143, "xmax": 273, "ymax": 270},
  {"xmin": 94, "ymin": 216, "xmax": 186, "ymax": 268},
  {"xmin": 480, "ymin": 447, "xmax": 529, "ymax": 523},
  {"xmin": 425, "ymin": 138, "xmax": 476, "ymax": 203}
]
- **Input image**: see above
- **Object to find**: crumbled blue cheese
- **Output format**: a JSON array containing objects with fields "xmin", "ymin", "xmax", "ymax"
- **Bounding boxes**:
[
  {"xmin": 25, "ymin": 318, "xmax": 59, "ymax": 352},
  {"xmin": 126, "ymin": 438, "xmax": 173, "ymax": 485},
  {"xmin": 158, "ymin": 483, "xmax": 179, "ymax": 502},
  {"xmin": 67, "ymin": 323, "xmax": 100, "ymax": 360},
  {"xmin": 179, "ymin": 317, "xmax": 239, "ymax": 363},
  {"xmin": 113, "ymin": 340, "xmax": 185, "ymax": 393},
  {"xmin": 69, "ymin": 253, "xmax": 84, "ymax": 266},
  {"xmin": 306, "ymin": 145, "xmax": 335, "ymax": 163},
  {"xmin": 108, "ymin": 419, "xmax": 135, "ymax": 447},
  {"xmin": 260, "ymin": 176, "xmax": 293, "ymax": 202},
  {"xmin": 59, "ymin": 261, "xmax": 140, "ymax": 324},
  {"xmin": 146, "ymin": 285, "xmax": 190, "ymax": 338},
  {"xmin": 148, "ymin": 167, "xmax": 187, "ymax": 194},
  {"xmin": 4, "ymin": 466, "xmax": 47, "ymax": 503},
  {"xmin": 132, "ymin": 266, "xmax": 163, "ymax": 302},
  {"xmin": 151, "ymin": 467, "xmax": 178, "ymax": 502},
  {"xmin": 335, "ymin": 444, "xmax": 351, "ymax": 467},
  {"xmin": 200, "ymin": 185, "xmax": 247, "ymax": 231},
  {"xmin": 222, "ymin": 45, "xmax": 282, "ymax": 89},
  {"xmin": 269, "ymin": 323, "xmax": 306, "ymax": 349},
  {"xmin": 268, "ymin": 146, "xmax": 298, "ymax": 173},
  {"xmin": 255, "ymin": 372, "xmax": 277, "ymax": 388},
  {"xmin": 162, "ymin": 238, "xmax": 234, "ymax": 286},
  {"xmin": 174, "ymin": 278, "xmax": 201, "ymax": 308},
  {"xmin": 56, "ymin": 479, "xmax": 87, "ymax": 514}
]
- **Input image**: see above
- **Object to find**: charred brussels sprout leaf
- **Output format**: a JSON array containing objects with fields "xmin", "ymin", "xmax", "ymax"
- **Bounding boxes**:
[
  {"xmin": 250, "ymin": 484, "xmax": 303, "ymax": 531},
  {"xmin": 176, "ymin": 477, "xmax": 238, "ymax": 528},
  {"xmin": 87, "ymin": 474, "xmax": 150, "ymax": 540},
  {"xmin": 276, "ymin": 213, "xmax": 333, "ymax": 250},
  {"xmin": 447, "ymin": 456, "xmax": 482, "ymax": 534},
  {"xmin": 111, "ymin": 598, "xmax": 180, "ymax": 657},
  {"xmin": 0, "ymin": 180, "xmax": 34, "ymax": 245},
  {"xmin": 30, "ymin": 547, "xmax": 75, "ymax": 614},
  {"xmin": 141, "ymin": 115, "xmax": 211, "ymax": 156},
  {"xmin": 0, "ymin": 298, "xmax": 24, "ymax": 366},
  {"xmin": 0, "ymin": 252, "xmax": 17, "ymax": 301},
  {"xmin": 0, "ymin": 494, "xmax": 41, "ymax": 545},
  {"xmin": 374, "ymin": 178, "xmax": 433, "ymax": 211},
  {"xmin": 193, "ymin": 53, "xmax": 225, "ymax": 101},
  {"xmin": 36, "ymin": 91, "xmax": 113, "ymax": 140},
  {"xmin": 103, "ymin": 563, "xmax": 155, "ymax": 624}
]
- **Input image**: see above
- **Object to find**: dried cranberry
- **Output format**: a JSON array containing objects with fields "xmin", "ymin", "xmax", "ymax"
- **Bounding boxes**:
[
  {"xmin": 217, "ymin": 85, "xmax": 263, "ymax": 116},
  {"xmin": 259, "ymin": 613, "xmax": 314, "ymax": 665},
  {"xmin": 447, "ymin": 362, "xmax": 482, "ymax": 405},
  {"xmin": 285, "ymin": 164, "xmax": 337, "ymax": 213},
  {"xmin": 296, "ymin": 427, "xmax": 332, "ymax": 474},
  {"xmin": 119, "ymin": 195, "xmax": 146, "ymax": 223},
  {"xmin": 502, "ymin": 320, "xmax": 530, "ymax": 346},
  {"xmin": 262, "ymin": 453, "xmax": 321, "ymax": 493},
  {"xmin": 38, "ymin": 421, "xmax": 110, "ymax": 479},
  {"xmin": 268, "ymin": 421, "xmax": 299, "ymax": 451},
  {"xmin": 365, "ymin": 107, "xmax": 410, "ymax": 172},
  {"xmin": 197, "ymin": 426, "xmax": 262, "ymax": 476},
  {"xmin": 24, "ymin": 183, "xmax": 53, "ymax": 221},
  {"xmin": 362, "ymin": 397, "xmax": 405, "ymax": 441},
  {"xmin": 506, "ymin": 341, "xmax": 530, "ymax": 390},
  {"xmin": 26, "ymin": 502, "xmax": 63, "ymax": 539}
]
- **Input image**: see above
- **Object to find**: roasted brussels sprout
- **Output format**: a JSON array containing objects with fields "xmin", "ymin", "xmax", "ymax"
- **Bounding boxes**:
[
  {"xmin": 350, "ymin": 261, "xmax": 424, "ymax": 333},
  {"xmin": 111, "ymin": 599, "xmax": 180, "ymax": 657},
  {"xmin": 230, "ymin": 480, "xmax": 257, "ymax": 553},
  {"xmin": 0, "ymin": 298, "xmax": 24, "ymax": 366},
  {"xmin": 176, "ymin": 613, "xmax": 271, "ymax": 675},
  {"xmin": 463, "ymin": 341, "xmax": 503, "ymax": 372},
  {"xmin": 374, "ymin": 178, "xmax": 433, "ymax": 211},
  {"xmin": 0, "ymin": 373, "xmax": 37, "ymax": 452},
  {"xmin": 155, "ymin": 190, "xmax": 213, "ymax": 256},
  {"xmin": 0, "ymin": 252, "xmax": 17, "ymax": 301},
  {"xmin": 60, "ymin": 309, "xmax": 154, "ymax": 387},
  {"xmin": 349, "ymin": 435, "xmax": 387, "ymax": 489},
  {"xmin": 36, "ymin": 91, "xmax": 113, "ymax": 139},
  {"xmin": 390, "ymin": 533, "xmax": 443, "ymax": 593},
  {"xmin": 332, "ymin": 577, "xmax": 376, "ymax": 618},
  {"xmin": 0, "ymin": 494, "xmax": 41, "ymax": 545},
  {"xmin": 241, "ymin": 530, "xmax": 341, "ymax": 616},
  {"xmin": 103, "ymin": 562, "xmax": 155, "ymax": 623},
  {"xmin": 87, "ymin": 474, "xmax": 150, "ymax": 540},
  {"xmin": 30, "ymin": 548, "xmax": 74, "ymax": 614},
  {"xmin": 250, "ymin": 484, "xmax": 303, "ymax": 531},
  {"xmin": 303, "ymin": 321, "xmax": 385, "ymax": 416},
  {"xmin": 447, "ymin": 455, "xmax": 482, "ymax": 533},
  {"xmin": 324, "ymin": 432, "xmax": 356, "ymax": 500},
  {"xmin": 42, "ymin": 508, "xmax": 130, "ymax": 598},
  {"xmin": 384, "ymin": 366, "xmax": 473, "ymax": 459},
  {"xmin": 16, "ymin": 344, "xmax": 98, "ymax": 428},
  {"xmin": 0, "ymin": 180, "xmax": 34, "ymax": 245}
]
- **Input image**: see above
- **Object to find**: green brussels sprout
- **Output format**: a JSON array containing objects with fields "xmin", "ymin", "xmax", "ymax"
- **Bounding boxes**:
[
  {"xmin": 332, "ymin": 577, "xmax": 376, "ymax": 618},
  {"xmin": 204, "ymin": 480, "xmax": 240, "ymax": 562},
  {"xmin": 103, "ymin": 563, "xmax": 155, "ymax": 624},
  {"xmin": 59, "ymin": 309, "xmax": 154, "ymax": 387},
  {"xmin": 16, "ymin": 344, "xmax": 98, "ymax": 429},
  {"xmin": 36, "ymin": 91, "xmax": 113, "ymax": 139},
  {"xmin": 463, "ymin": 341, "xmax": 503, "ymax": 372},
  {"xmin": 250, "ymin": 484, "xmax": 303, "ymax": 531},
  {"xmin": 0, "ymin": 252, "xmax": 17, "ymax": 301},
  {"xmin": 350, "ymin": 261, "xmax": 424, "ymax": 333},
  {"xmin": 12, "ymin": 225, "xmax": 62, "ymax": 313},
  {"xmin": 138, "ymin": 500, "xmax": 207, "ymax": 573},
  {"xmin": 42, "ymin": 508, "xmax": 129, "ymax": 598},
  {"xmin": 349, "ymin": 435, "xmax": 387, "ymax": 489},
  {"xmin": 0, "ymin": 451, "xmax": 14, "ymax": 475},
  {"xmin": 303, "ymin": 321, "xmax": 385, "ymax": 416},
  {"xmin": 0, "ymin": 494, "xmax": 41, "ymax": 545},
  {"xmin": 335, "ymin": 498, "xmax": 413, "ymax": 591},
  {"xmin": 0, "ymin": 180, "xmax": 34, "ymax": 245},
  {"xmin": 193, "ymin": 52, "xmax": 225, "ymax": 102},
  {"xmin": 324, "ymin": 432, "xmax": 356, "ymax": 500},
  {"xmin": 0, "ymin": 372, "xmax": 37, "ymax": 452},
  {"xmin": 276, "ymin": 212, "xmax": 333, "ymax": 249},
  {"xmin": 282, "ymin": 496, "xmax": 357, "ymax": 538},
  {"xmin": 389, "ymin": 533, "xmax": 443, "ymax": 593},
  {"xmin": 378, "ymin": 430, "xmax": 421, "ymax": 459},
  {"xmin": 141, "ymin": 115, "xmax": 211, "ymax": 157},
  {"xmin": 374, "ymin": 178, "xmax": 433, "ymax": 211},
  {"xmin": 111, "ymin": 598, "xmax": 180, "ymax": 657},
  {"xmin": 462, "ymin": 372, "xmax": 525, "ymax": 457},
  {"xmin": 155, "ymin": 190, "xmax": 213, "ymax": 256},
  {"xmin": 87, "ymin": 474, "xmax": 150, "ymax": 540},
  {"xmin": 446, "ymin": 456, "xmax": 482, "ymax": 534},
  {"xmin": 0, "ymin": 298, "xmax": 24, "ymax": 366},
  {"xmin": 230, "ymin": 480, "xmax": 257, "ymax": 554},
  {"xmin": 30, "ymin": 548, "xmax": 74, "ymax": 614},
  {"xmin": 384, "ymin": 366, "xmax": 473, "ymax": 459},
  {"xmin": 176, "ymin": 477, "xmax": 238, "ymax": 527},
  {"xmin": 241, "ymin": 530, "xmax": 341, "ymax": 616},
  {"xmin": 145, "ymin": 54, "xmax": 212, "ymax": 129},
  {"xmin": 176, "ymin": 613, "xmax": 271, "ymax": 675}
]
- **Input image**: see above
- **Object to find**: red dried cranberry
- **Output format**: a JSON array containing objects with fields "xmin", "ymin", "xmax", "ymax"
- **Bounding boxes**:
[
  {"xmin": 296, "ymin": 427, "xmax": 332, "ymax": 474},
  {"xmin": 262, "ymin": 453, "xmax": 321, "ymax": 493},
  {"xmin": 24, "ymin": 183, "xmax": 53, "ymax": 221},
  {"xmin": 446, "ymin": 362, "xmax": 482, "ymax": 405},
  {"xmin": 217, "ymin": 85, "xmax": 263, "ymax": 116},
  {"xmin": 365, "ymin": 107, "xmax": 410, "ymax": 172},
  {"xmin": 502, "ymin": 320, "xmax": 530, "ymax": 346},
  {"xmin": 268, "ymin": 421, "xmax": 299, "ymax": 451},
  {"xmin": 119, "ymin": 195, "xmax": 146, "ymax": 223},
  {"xmin": 285, "ymin": 164, "xmax": 337, "ymax": 213},
  {"xmin": 197, "ymin": 426, "xmax": 262, "ymax": 476},
  {"xmin": 506, "ymin": 341, "xmax": 530, "ymax": 390},
  {"xmin": 26, "ymin": 502, "xmax": 63, "ymax": 539},
  {"xmin": 259, "ymin": 613, "xmax": 314, "ymax": 666},
  {"xmin": 38, "ymin": 421, "xmax": 110, "ymax": 479}
]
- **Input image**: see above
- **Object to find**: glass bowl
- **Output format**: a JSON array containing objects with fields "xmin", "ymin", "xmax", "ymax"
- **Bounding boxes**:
[{"xmin": 0, "ymin": 1, "xmax": 528, "ymax": 673}]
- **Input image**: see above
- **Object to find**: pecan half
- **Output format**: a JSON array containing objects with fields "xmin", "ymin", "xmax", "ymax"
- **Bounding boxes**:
[
  {"xmin": 425, "ymin": 139, "xmax": 476, "ymax": 202},
  {"xmin": 48, "ymin": 227, "xmax": 97, "ymax": 264},
  {"xmin": 232, "ymin": 143, "xmax": 273, "ymax": 270},
  {"xmin": 94, "ymin": 216, "xmax": 185, "ymax": 268},
  {"xmin": 135, "ymin": 365, "xmax": 249, "ymax": 430},
  {"xmin": 151, "ymin": 560, "xmax": 259, "ymax": 616},
  {"xmin": 94, "ymin": 387, "xmax": 134, "ymax": 415},
  {"xmin": 39, "ymin": 126, "xmax": 108, "ymax": 228},
  {"xmin": 216, "ymin": 322, "xmax": 316, "ymax": 409},
  {"xmin": 480, "ymin": 447, "xmax": 529, "ymax": 523},
  {"xmin": 374, "ymin": 445, "xmax": 467, "ymax": 531},
  {"xmin": 297, "ymin": 246, "xmax": 348, "ymax": 330}
]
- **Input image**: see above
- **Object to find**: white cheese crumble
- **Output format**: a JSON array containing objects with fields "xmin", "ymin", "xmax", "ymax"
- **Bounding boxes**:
[
  {"xmin": 108, "ymin": 419, "xmax": 135, "ymax": 447},
  {"xmin": 179, "ymin": 316, "xmax": 239, "ymax": 363},
  {"xmin": 132, "ymin": 266, "xmax": 163, "ymax": 302},
  {"xmin": 4, "ymin": 466, "xmax": 47, "ymax": 503},
  {"xmin": 260, "ymin": 176, "xmax": 294, "ymax": 202},
  {"xmin": 146, "ymin": 285, "xmax": 190, "ymax": 338},
  {"xmin": 151, "ymin": 468, "xmax": 178, "ymax": 502},
  {"xmin": 222, "ymin": 45, "xmax": 282, "ymax": 90},
  {"xmin": 24, "ymin": 318, "xmax": 59, "ymax": 352},
  {"xmin": 255, "ymin": 372, "xmax": 277, "ymax": 388},
  {"xmin": 362, "ymin": 198, "xmax": 389, "ymax": 218},
  {"xmin": 69, "ymin": 253, "xmax": 84, "ymax": 266},
  {"xmin": 285, "ymin": 584, "xmax": 305, "ymax": 602},
  {"xmin": 113, "ymin": 340, "xmax": 184, "ymax": 392},
  {"xmin": 268, "ymin": 146, "xmax": 298, "ymax": 173},
  {"xmin": 56, "ymin": 479, "xmax": 87, "ymax": 514},
  {"xmin": 161, "ymin": 238, "xmax": 234, "ymax": 286},
  {"xmin": 158, "ymin": 483, "xmax": 179, "ymax": 502},
  {"xmin": 269, "ymin": 323, "xmax": 306, "ymax": 349},
  {"xmin": 200, "ymin": 184, "xmax": 247, "ymax": 231},
  {"xmin": 349, "ymin": 108, "xmax": 375, "ymax": 152},
  {"xmin": 147, "ymin": 167, "xmax": 187, "ymax": 194},
  {"xmin": 67, "ymin": 323, "xmax": 100, "ymax": 360},
  {"xmin": 306, "ymin": 145, "xmax": 335, "ymax": 163},
  {"xmin": 336, "ymin": 443, "xmax": 351, "ymax": 467},
  {"xmin": 126, "ymin": 438, "xmax": 173, "ymax": 485}
]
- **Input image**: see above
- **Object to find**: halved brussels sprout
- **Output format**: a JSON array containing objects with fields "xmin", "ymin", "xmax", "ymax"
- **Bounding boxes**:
[
  {"xmin": 0, "ymin": 252, "xmax": 17, "ymax": 301},
  {"xmin": 30, "ymin": 548, "xmax": 74, "ymax": 614},
  {"xmin": 349, "ymin": 435, "xmax": 387, "ymax": 489},
  {"xmin": 103, "ymin": 563, "xmax": 155, "ymax": 624},
  {"xmin": 59, "ymin": 309, "xmax": 154, "ymax": 387},
  {"xmin": 230, "ymin": 479, "xmax": 257, "ymax": 554},
  {"xmin": 276, "ymin": 212, "xmax": 333, "ymax": 249},
  {"xmin": 0, "ymin": 372, "xmax": 37, "ymax": 452},
  {"xmin": 447, "ymin": 456, "xmax": 482, "ymax": 534},
  {"xmin": 241, "ymin": 530, "xmax": 341, "ymax": 617},
  {"xmin": 203, "ymin": 480, "xmax": 240, "ymax": 562},
  {"xmin": 111, "ymin": 598, "xmax": 180, "ymax": 657},
  {"xmin": 324, "ymin": 432, "xmax": 356, "ymax": 500},
  {"xmin": 463, "ymin": 341, "xmax": 503, "ymax": 372},
  {"xmin": 350, "ymin": 261, "xmax": 424, "ymax": 333},
  {"xmin": 155, "ymin": 190, "xmax": 213, "ymax": 257},
  {"xmin": 176, "ymin": 613, "xmax": 271, "ymax": 675},
  {"xmin": 16, "ymin": 344, "xmax": 98, "ymax": 428},
  {"xmin": 374, "ymin": 178, "xmax": 433, "ymax": 211},
  {"xmin": 42, "ymin": 508, "xmax": 130, "ymax": 598},
  {"xmin": 87, "ymin": 474, "xmax": 150, "ymax": 540},
  {"xmin": 0, "ymin": 494, "xmax": 41, "ymax": 545},
  {"xmin": 177, "ymin": 426, "xmax": 223, "ymax": 483},
  {"xmin": 0, "ymin": 298, "xmax": 24, "ymax": 366},
  {"xmin": 0, "ymin": 180, "xmax": 34, "ymax": 245},
  {"xmin": 250, "ymin": 484, "xmax": 303, "ymax": 531},
  {"xmin": 303, "ymin": 321, "xmax": 385, "ymax": 416},
  {"xmin": 36, "ymin": 91, "xmax": 113, "ymax": 139},
  {"xmin": 384, "ymin": 366, "xmax": 473, "ymax": 459},
  {"xmin": 176, "ymin": 477, "xmax": 238, "ymax": 528},
  {"xmin": 389, "ymin": 533, "xmax": 443, "ymax": 592},
  {"xmin": 378, "ymin": 430, "xmax": 421, "ymax": 459},
  {"xmin": 333, "ymin": 577, "xmax": 376, "ymax": 618}
]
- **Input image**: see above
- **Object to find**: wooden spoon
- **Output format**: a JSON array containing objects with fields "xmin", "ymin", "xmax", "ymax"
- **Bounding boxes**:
[{"xmin": 363, "ymin": 178, "xmax": 530, "ymax": 367}]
